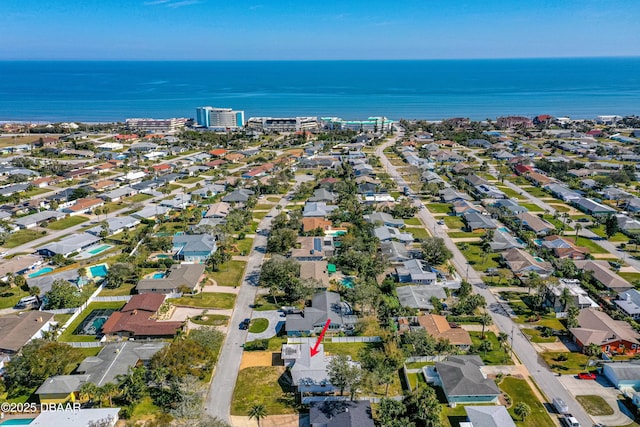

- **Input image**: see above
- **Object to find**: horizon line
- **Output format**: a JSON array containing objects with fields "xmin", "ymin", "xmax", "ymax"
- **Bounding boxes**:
[{"xmin": 1, "ymin": 55, "xmax": 639, "ymax": 62}]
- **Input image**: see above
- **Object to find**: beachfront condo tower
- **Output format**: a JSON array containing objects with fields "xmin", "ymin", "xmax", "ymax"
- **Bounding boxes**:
[{"xmin": 196, "ymin": 106, "xmax": 245, "ymax": 129}]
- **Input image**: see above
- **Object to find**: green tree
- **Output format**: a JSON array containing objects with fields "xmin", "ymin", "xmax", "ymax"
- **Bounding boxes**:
[
  {"xmin": 514, "ymin": 402, "xmax": 531, "ymax": 421},
  {"xmin": 259, "ymin": 255, "xmax": 303, "ymax": 304},
  {"xmin": 480, "ymin": 312, "xmax": 492, "ymax": 339},
  {"xmin": 248, "ymin": 404, "xmax": 268, "ymax": 427},
  {"xmin": 566, "ymin": 306, "xmax": 580, "ymax": 329},
  {"xmin": 378, "ymin": 398, "xmax": 415, "ymax": 427},
  {"xmin": 105, "ymin": 262, "xmax": 135, "ymax": 288},
  {"xmin": 404, "ymin": 385, "xmax": 443, "ymax": 427},
  {"xmin": 421, "ymin": 237, "xmax": 453, "ymax": 265},
  {"xmin": 44, "ymin": 279, "xmax": 82, "ymax": 309},
  {"xmin": 327, "ymin": 354, "xmax": 362, "ymax": 399},
  {"xmin": 266, "ymin": 227, "xmax": 298, "ymax": 253},
  {"xmin": 605, "ymin": 214, "xmax": 619, "ymax": 238},
  {"xmin": 78, "ymin": 382, "xmax": 99, "ymax": 404},
  {"xmin": 559, "ymin": 286, "xmax": 573, "ymax": 311}
]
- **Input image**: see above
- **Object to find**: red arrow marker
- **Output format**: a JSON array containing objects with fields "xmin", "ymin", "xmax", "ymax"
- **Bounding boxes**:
[{"xmin": 310, "ymin": 319, "xmax": 331, "ymax": 357}]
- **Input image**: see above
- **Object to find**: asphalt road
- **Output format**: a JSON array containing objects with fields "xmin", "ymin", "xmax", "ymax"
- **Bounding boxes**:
[
  {"xmin": 377, "ymin": 133, "xmax": 592, "ymax": 427},
  {"xmin": 205, "ymin": 175, "xmax": 313, "ymax": 422}
]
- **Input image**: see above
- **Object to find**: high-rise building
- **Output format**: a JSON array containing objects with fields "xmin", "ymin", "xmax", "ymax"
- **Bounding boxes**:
[
  {"xmin": 320, "ymin": 117, "xmax": 394, "ymax": 132},
  {"xmin": 125, "ymin": 118, "xmax": 189, "ymax": 132},
  {"xmin": 195, "ymin": 107, "xmax": 245, "ymax": 129}
]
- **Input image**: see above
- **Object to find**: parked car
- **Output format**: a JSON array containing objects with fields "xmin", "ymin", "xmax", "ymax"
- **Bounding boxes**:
[
  {"xmin": 560, "ymin": 414, "xmax": 581, "ymax": 427},
  {"xmin": 553, "ymin": 397, "xmax": 569, "ymax": 414},
  {"xmin": 239, "ymin": 318, "xmax": 251, "ymax": 330},
  {"xmin": 577, "ymin": 372, "xmax": 596, "ymax": 380}
]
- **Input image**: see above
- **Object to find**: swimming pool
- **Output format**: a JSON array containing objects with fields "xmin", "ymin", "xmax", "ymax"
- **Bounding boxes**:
[
  {"xmin": 342, "ymin": 277, "xmax": 354, "ymax": 288},
  {"xmin": 0, "ymin": 419, "xmax": 34, "ymax": 426},
  {"xmin": 28, "ymin": 267, "xmax": 54, "ymax": 278},
  {"xmin": 89, "ymin": 265, "xmax": 108, "ymax": 277},
  {"xmin": 153, "ymin": 273, "xmax": 166, "ymax": 279},
  {"xmin": 156, "ymin": 254, "xmax": 171, "ymax": 259},
  {"xmin": 498, "ymin": 227, "xmax": 510, "ymax": 232},
  {"xmin": 534, "ymin": 257, "xmax": 545, "ymax": 262},
  {"xmin": 88, "ymin": 245, "xmax": 112, "ymax": 255}
]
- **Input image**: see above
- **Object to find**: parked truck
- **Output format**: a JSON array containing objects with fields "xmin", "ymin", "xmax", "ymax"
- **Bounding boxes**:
[
  {"xmin": 553, "ymin": 397, "xmax": 569, "ymax": 414},
  {"xmin": 560, "ymin": 414, "xmax": 581, "ymax": 427}
]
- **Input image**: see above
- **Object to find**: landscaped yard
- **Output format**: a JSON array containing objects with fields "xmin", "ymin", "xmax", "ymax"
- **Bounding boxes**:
[
  {"xmin": 191, "ymin": 313, "xmax": 229, "ymax": 326},
  {"xmin": 427, "ymin": 203, "xmax": 453, "ymax": 214},
  {"xmin": 469, "ymin": 331, "xmax": 513, "ymax": 365},
  {"xmin": 323, "ymin": 342, "xmax": 382, "ymax": 361},
  {"xmin": 179, "ymin": 176, "xmax": 204, "ymax": 184},
  {"xmin": 443, "ymin": 216, "xmax": 465, "ymax": 229},
  {"xmin": 519, "ymin": 203, "xmax": 543, "ymax": 212},
  {"xmin": 98, "ymin": 283, "xmax": 136, "ymax": 297},
  {"xmin": 234, "ymin": 238, "xmax": 254, "ymax": 255},
  {"xmin": 540, "ymin": 352, "xmax": 595, "ymax": 374},
  {"xmin": 456, "ymin": 242, "xmax": 501, "ymax": 272},
  {"xmin": 588, "ymin": 225, "xmax": 630, "ymax": 243},
  {"xmin": 497, "ymin": 186, "xmax": 526, "ymax": 200},
  {"xmin": 499, "ymin": 377, "xmax": 555, "ymax": 427},
  {"xmin": 572, "ymin": 236, "xmax": 609, "ymax": 254},
  {"xmin": 576, "ymin": 395, "xmax": 614, "ymax": 416},
  {"xmin": 210, "ymin": 260, "xmax": 246, "ymax": 287},
  {"xmin": 501, "ymin": 292, "xmax": 566, "ymax": 329},
  {"xmin": 231, "ymin": 366, "xmax": 297, "ymax": 415},
  {"xmin": 127, "ymin": 193, "xmax": 153, "ymax": 203},
  {"xmin": 3, "ymin": 229, "xmax": 46, "ymax": 248},
  {"xmin": 58, "ymin": 301, "xmax": 127, "ymax": 342},
  {"xmin": 548, "ymin": 203, "xmax": 571, "ymax": 213},
  {"xmin": 406, "ymin": 226, "xmax": 430, "ymax": 240},
  {"xmin": 168, "ymin": 292, "xmax": 236, "ymax": 309},
  {"xmin": 47, "ymin": 215, "xmax": 89, "ymax": 230},
  {"xmin": 523, "ymin": 186, "xmax": 549, "ymax": 198},
  {"xmin": 521, "ymin": 328, "xmax": 557, "ymax": 343},
  {"xmin": 0, "ymin": 287, "xmax": 29, "ymax": 309},
  {"xmin": 541, "ymin": 215, "xmax": 574, "ymax": 231},
  {"xmin": 619, "ymin": 272, "xmax": 640, "ymax": 283},
  {"xmin": 253, "ymin": 211, "xmax": 269, "ymax": 220},
  {"xmin": 249, "ymin": 318, "xmax": 269, "ymax": 333},
  {"xmin": 448, "ymin": 231, "xmax": 483, "ymax": 239},
  {"xmin": 404, "ymin": 217, "xmax": 423, "ymax": 226}
]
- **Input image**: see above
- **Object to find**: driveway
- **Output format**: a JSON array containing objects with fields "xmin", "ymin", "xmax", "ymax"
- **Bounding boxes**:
[
  {"xmin": 247, "ymin": 310, "xmax": 285, "ymax": 341},
  {"xmin": 558, "ymin": 374, "xmax": 634, "ymax": 426}
]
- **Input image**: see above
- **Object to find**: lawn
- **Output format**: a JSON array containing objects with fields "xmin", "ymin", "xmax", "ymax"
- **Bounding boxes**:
[
  {"xmin": 406, "ymin": 227, "xmax": 430, "ymax": 240},
  {"xmin": 576, "ymin": 395, "xmax": 614, "ymax": 416},
  {"xmin": 521, "ymin": 328, "xmax": 557, "ymax": 343},
  {"xmin": 499, "ymin": 377, "xmax": 555, "ymax": 427},
  {"xmin": 443, "ymin": 216, "xmax": 465, "ymax": 229},
  {"xmin": 210, "ymin": 260, "xmax": 246, "ymax": 287},
  {"xmin": 456, "ymin": 242, "xmax": 501, "ymax": 272},
  {"xmin": 469, "ymin": 332, "xmax": 513, "ymax": 365},
  {"xmin": 427, "ymin": 203, "xmax": 453, "ymax": 214},
  {"xmin": 98, "ymin": 283, "xmax": 136, "ymax": 297},
  {"xmin": 0, "ymin": 287, "xmax": 29, "ymax": 309},
  {"xmin": 22, "ymin": 187, "xmax": 50, "ymax": 197},
  {"xmin": 253, "ymin": 211, "xmax": 269, "ymax": 220},
  {"xmin": 231, "ymin": 366, "xmax": 297, "ymax": 415},
  {"xmin": 234, "ymin": 238, "xmax": 254, "ymax": 255},
  {"xmin": 572, "ymin": 236, "xmax": 608, "ymax": 254},
  {"xmin": 404, "ymin": 217, "xmax": 423, "ymax": 226},
  {"xmin": 524, "ymin": 187, "xmax": 549, "ymax": 198},
  {"xmin": 547, "ymin": 203, "xmax": 571, "ymax": 213},
  {"xmin": 541, "ymin": 215, "xmax": 574, "ymax": 231},
  {"xmin": 497, "ymin": 186, "xmax": 526, "ymax": 200},
  {"xmin": 3, "ymin": 229, "xmax": 46, "ymax": 248},
  {"xmin": 519, "ymin": 203, "xmax": 543, "ymax": 212},
  {"xmin": 267, "ymin": 196, "xmax": 281, "ymax": 203},
  {"xmin": 254, "ymin": 204, "xmax": 275, "ymax": 210},
  {"xmin": 249, "ymin": 318, "xmax": 269, "ymax": 333},
  {"xmin": 191, "ymin": 313, "xmax": 229, "ymax": 326},
  {"xmin": 58, "ymin": 301, "xmax": 126, "ymax": 342},
  {"xmin": 448, "ymin": 231, "xmax": 483, "ymax": 239},
  {"xmin": 619, "ymin": 272, "xmax": 640, "ymax": 283},
  {"xmin": 127, "ymin": 193, "xmax": 153, "ymax": 203},
  {"xmin": 129, "ymin": 396, "xmax": 163, "ymax": 423},
  {"xmin": 179, "ymin": 176, "xmax": 204, "ymax": 184},
  {"xmin": 47, "ymin": 215, "xmax": 89, "ymax": 230},
  {"xmin": 540, "ymin": 352, "xmax": 595, "ymax": 374},
  {"xmin": 323, "ymin": 342, "xmax": 382, "ymax": 361},
  {"xmin": 502, "ymin": 293, "xmax": 565, "ymax": 329},
  {"xmin": 168, "ymin": 292, "xmax": 236, "ymax": 309},
  {"xmin": 588, "ymin": 225, "xmax": 630, "ymax": 243},
  {"xmin": 54, "ymin": 313, "xmax": 73, "ymax": 325}
]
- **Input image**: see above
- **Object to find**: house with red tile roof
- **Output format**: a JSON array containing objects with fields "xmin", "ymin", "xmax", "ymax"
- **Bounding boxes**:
[
  {"xmin": 114, "ymin": 134, "xmax": 139, "ymax": 141},
  {"xmin": 514, "ymin": 164, "xmax": 534, "ymax": 175},
  {"xmin": 150, "ymin": 164, "xmax": 172, "ymax": 174},
  {"xmin": 205, "ymin": 159, "xmax": 227, "ymax": 168},
  {"xmin": 101, "ymin": 294, "xmax": 184, "ymax": 339},
  {"xmin": 209, "ymin": 148, "xmax": 227, "ymax": 157}
]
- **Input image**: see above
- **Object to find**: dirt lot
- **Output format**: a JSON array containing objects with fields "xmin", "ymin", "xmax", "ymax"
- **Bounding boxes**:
[{"xmin": 239, "ymin": 351, "xmax": 280, "ymax": 369}]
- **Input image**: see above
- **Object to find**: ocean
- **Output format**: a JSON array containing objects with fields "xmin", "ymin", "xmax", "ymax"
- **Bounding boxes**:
[{"xmin": 0, "ymin": 58, "xmax": 639, "ymax": 122}]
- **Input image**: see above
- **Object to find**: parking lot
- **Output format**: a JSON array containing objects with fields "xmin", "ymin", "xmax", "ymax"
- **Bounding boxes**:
[{"xmin": 558, "ymin": 374, "xmax": 635, "ymax": 426}]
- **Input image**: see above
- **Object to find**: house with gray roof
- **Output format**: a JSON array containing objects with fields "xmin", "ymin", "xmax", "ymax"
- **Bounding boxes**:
[
  {"xmin": 303, "ymin": 201, "xmax": 339, "ymax": 218},
  {"xmin": 616, "ymin": 214, "xmax": 640, "ymax": 233},
  {"xmin": 286, "ymin": 291, "xmax": 357, "ymax": 336},
  {"xmin": 381, "ymin": 241, "xmax": 419, "ymax": 263},
  {"xmin": 462, "ymin": 405, "xmax": 516, "ymax": 427},
  {"xmin": 502, "ymin": 248, "xmax": 553, "ymax": 278},
  {"xmin": 515, "ymin": 212, "xmax": 555, "ymax": 235},
  {"xmin": 309, "ymin": 400, "xmax": 374, "ymax": 427},
  {"xmin": 543, "ymin": 183, "xmax": 580, "ymax": 202},
  {"xmin": 222, "ymin": 188, "xmax": 255, "ymax": 204},
  {"xmin": 131, "ymin": 204, "xmax": 170, "ymax": 220},
  {"xmin": 603, "ymin": 362, "xmax": 640, "ymax": 390},
  {"xmin": 0, "ymin": 183, "xmax": 31, "ymax": 197},
  {"xmin": 75, "ymin": 341, "xmax": 168, "ymax": 386},
  {"xmin": 86, "ymin": 215, "xmax": 140, "ymax": 236},
  {"xmin": 396, "ymin": 285, "xmax": 447, "ymax": 310},
  {"xmin": 37, "ymin": 233, "xmax": 101, "ymax": 258},
  {"xmin": 160, "ymin": 194, "xmax": 191, "ymax": 210},
  {"xmin": 440, "ymin": 188, "xmax": 471, "ymax": 203},
  {"xmin": 489, "ymin": 229, "xmax": 525, "ymax": 251},
  {"xmin": 431, "ymin": 356, "xmax": 500, "ymax": 403},
  {"xmin": 172, "ymin": 234, "xmax": 216, "ymax": 263},
  {"xmin": 29, "ymin": 408, "xmax": 120, "ymax": 427},
  {"xmin": 573, "ymin": 260, "xmax": 632, "ymax": 293},
  {"xmin": 308, "ymin": 188, "xmax": 338, "ymax": 203},
  {"xmin": 571, "ymin": 197, "xmax": 616, "ymax": 216},
  {"xmin": 191, "ymin": 183, "xmax": 226, "ymax": 198},
  {"xmin": 474, "ymin": 184, "xmax": 506, "ymax": 199},
  {"xmin": 616, "ymin": 290, "xmax": 640, "ymax": 320},
  {"xmin": 14, "ymin": 210, "xmax": 66, "ymax": 229},
  {"xmin": 36, "ymin": 374, "xmax": 90, "ymax": 403},
  {"xmin": 494, "ymin": 199, "xmax": 528, "ymax": 215},
  {"xmin": 0, "ymin": 311, "xmax": 55, "ymax": 356},
  {"xmin": 136, "ymin": 263, "xmax": 206, "ymax": 294},
  {"xmin": 374, "ymin": 226, "xmax": 414, "ymax": 244},
  {"xmin": 463, "ymin": 211, "xmax": 497, "ymax": 231},
  {"xmin": 396, "ymin": 259, "xmax": 437, "ymax": 284},
  {"xmin": 364, "ymin": 211, "xmax": 404, "ymax": 228}
]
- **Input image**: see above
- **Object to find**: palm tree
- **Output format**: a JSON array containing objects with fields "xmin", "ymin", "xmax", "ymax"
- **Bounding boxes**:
[
  {"xmin": 559, "ymin": 286, "xmax": 572, "ymax": 311},
  {"xmin": 480, "ymin": 312, "xmax": 493, "ymax": 339},
  {"xmin": 78, "ymin": 382, "xmax": 98, "ymax": 404},
  {"xmin": 584, "ymin": 342, "xmax": 602, "ymax": 369},
  {"xmin": 100, "ymin": 383, "xmax": 119, "ymax": 406},
  {"xmin": 248, "ymin": 404, "xmax": 267, "ymax": 427},
  {"xmin": 575, "ymin": 223, "xmax": 582, "ymax": 243},
  {"xmin": 514, "ymin": 402, "xmax": 531, "ymax": 421}
]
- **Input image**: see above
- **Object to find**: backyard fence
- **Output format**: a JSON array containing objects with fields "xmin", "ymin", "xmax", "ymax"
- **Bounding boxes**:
[
  {"xmin": 92, "ymin": 296, "xmax": 132, "ymax": 302},
  {"xmin": 287, "ymin": 336, "xmax": 381, "ymax": 345},
  {"xmin": 41, "ymin": 307, "xmax": 78, "ymax": 315},
  {"xmin": 405, "ymin": 355, "xmax": 447, "ymax": 363},
  {"xmin": 67, "ymin": 341, "xmax": 104, "ymax": 348},
  {"xmin": 58, "ymin": 284, "xmax": 106, "ymax": 332}
]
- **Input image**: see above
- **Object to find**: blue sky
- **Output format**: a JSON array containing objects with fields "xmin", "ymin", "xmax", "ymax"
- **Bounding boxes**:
[{"xmin": 1, "ymin": 0, "xmax": 638, "ymax": 60}]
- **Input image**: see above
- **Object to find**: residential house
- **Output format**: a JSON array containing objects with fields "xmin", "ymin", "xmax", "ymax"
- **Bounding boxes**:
[
  {"xmin": 99, "ymin": 186, "xmax": 137, "ymax": 202},
  {"xmin": 452, "ymin": 200, "xmax": 485, "ymax": 216},
  {"xmin": 570, "ymin": 308, "xmax": 640, "ymax": 355},
  {"xmin": 489, "ymin": 229, "xmax": 525, "ymax": 251},
  {"xmin": 364, "ymin": 212, "xmax": 404, "ymax": 228},
  {"xmin": 14, "ymin": 210, "xmax": 66, "ymax": 229},
  {"xmin": 0, "ymin": 183, "xmax": 31, "ymax": 197},
  {"xmin": 86, "ymin": 216, "xmax": 140, "ymax": 236},
  {"xmin": 172, "ymin": 234, "xmax": 217, "ymax": 263},
  {"xmin": 222, "ymin": 188, "xmax": 255, "ymax": 204},
  {"xmin": 463, "ymin": 211, "xmax": 497, "ymax": 232},
  {"xmin": 160, "ymin": 194, "xmax": 191, "ymax": 210},
  {"xmin": 418, "ymin": 314, "xmax": 472, "ymax": 348},
  {"xmin": 545, "ymin": 279, "xmax": 598, "ymax": 312},
  {"xmin": 493, "ymin": 199, "xmax": 527, "ymax": 216},
  {"xmin": 303, "ymin": 202, "xmax": 339, "ymax": 218},
  {"xmin": 544, "ymin": 184, "xmax": 580, "ymax": 202},
  {"xmin": 396, "ymin": 259, "xmax": 437, "ymax": 284},
  {"xmin": 474, "ymin": 184, "xmax": 506, "ymax": 199},
  {"xmin": 541, "ymin": 236, "xmax": 588, "ymax": 259},
  {"xmin": 0, "ymin": 311, "xmax": 55, "ymax": 357},
  {"xmin": 616, "ymin": 290, "xmax": 640, "ymax": 320},
  {"xmin": 0, "ymin": 255, "xmax": 42, "ymax": 281},
  {"xmin": 285, "ymin": 291, "xmax": 357, "ymax": 336},
  {"xmin": 501, "ymin": 248, "xmax": 553, "ymax": 277},
  {"xmin": 302, "ymin": 217, "xmax": 333, "ymax": 233},
  {"xmin": 191, "ymin": 183, "xmax": 226, "ymax": 199},
  {"xmin": 37, "ymin": 233, "xmax": 101, "ymax": 257},
  {"xmin": 515, "ymin": 212, "xmax": 555, "ymax": 235},
  {"xmin": 603, "ymin": 362, "xmax": 640, "ymax": 391},
  {"xmin": 380, "ymin": 240, "xmax": 420, "ymax": 263},
  {"xmin": 102, "ymin": 294, "xmax": 184, "ymax": 339},
  {"xmin": 136, "ymin": 263, "xmax": 206, "ymax": 294},
  {"xmin": 291, "ymin": 236, "xmax": 335, "ymax": 261},
  {"xmin": 526, "ymin": 171, "xmax": 554, "ymax": 187},
  {"xmin": 573, "ymin": 260, "xmax": 633, "ymax": 293},
  {"xmin": 308, "ymin": 188, "xmax": 338, "ymax": 203},
  {"xmin": 451, "ymin": 162, "xmax": 473, "ymax": 174},
  {"xmin": 396, "ymin": 285, "xmax": 448, "ymax": 310},
  {"xmin": 29, "ymin": 408, "xmax": 120, "ymax": 427},
  {"xmin": 461, "ymin": 406, "xmax": 516, "ymax": 427},
  {"xmin": 430, "ymin": 356, "xmax": 501, "ymax": 403},
  {"xmin": 374, "ymin": 226, "xmax": 414, "ymax": 244},
  {"xmin": 616, "ymin": 214, "xmax": 640, "ymax": 233},
  {"xmin": 571, "ymin": 197, "xmax": 616, "ymax": 216},
  {"xmin": 63, "ymin": 198, "xmax": 104, "ymax": 216},
  {"xmin": 309, "ymin": 400, "xmax": 374, "ymax": 427},
  {"xmin": 299, "ymin": 261, "xmax": 331, "ymax": 289},
  {"xmin": 131, "ymin": 205, "xmax": 170, "ymax": 220},
  {"xmin": 203, "ymin": 202, "xmax": 231, "ymax": 219},
  {"xmin": 36, "ymin": 375, "xmax": 90, "ymax": 404},
  {"xmin": 440, "ymin": 188, "xmax": 472, "ymax": 203},
  {"xmin": 75, "ymin": 341, "xmax": 168, "ymax": 386},
  {"xmin": 283, "ymin": 342, "xmax": 354, "ymax": 395}
]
